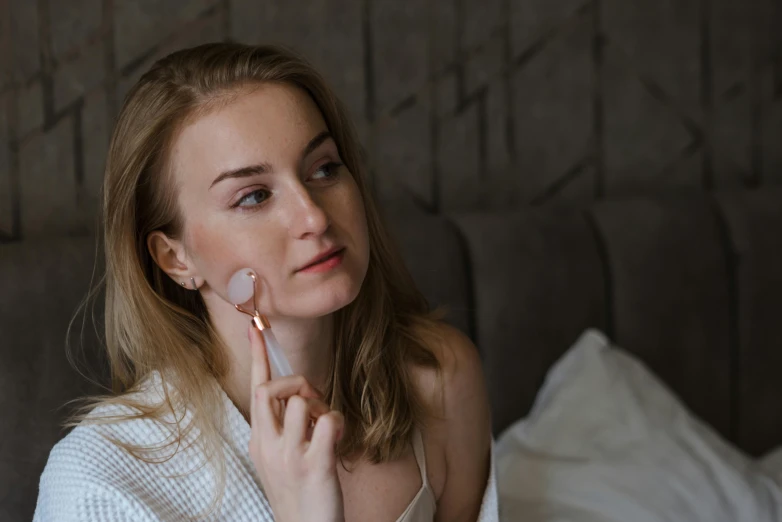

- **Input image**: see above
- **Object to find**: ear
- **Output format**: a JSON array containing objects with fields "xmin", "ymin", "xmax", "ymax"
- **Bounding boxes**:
[{"xmin": 147, "ymin": 231, "xmax": 198, "ymax": 287}]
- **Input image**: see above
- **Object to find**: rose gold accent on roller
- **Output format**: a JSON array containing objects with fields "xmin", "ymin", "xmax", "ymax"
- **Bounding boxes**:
[
  {"xmin": 233, "ymin": 270, "xmax": 272, "ymax": 331},
  {"xmin": 234, "ymin": 303, "xmax": 253, "ymax": 316},
  {"xmin": 252, "ymin": 315, "xmax": 270, "ymax": 330}
]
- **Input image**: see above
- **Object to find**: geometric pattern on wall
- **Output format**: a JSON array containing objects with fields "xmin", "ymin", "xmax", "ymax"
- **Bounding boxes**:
[{"xmin": 1, "ymin": 0, "xmax": 780, "ymax": 241}]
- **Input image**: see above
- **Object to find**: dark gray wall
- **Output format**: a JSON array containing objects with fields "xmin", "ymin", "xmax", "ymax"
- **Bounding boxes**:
[{"xmin": 1, "ymin": 0, "xmax": 780, "ymax": 241}]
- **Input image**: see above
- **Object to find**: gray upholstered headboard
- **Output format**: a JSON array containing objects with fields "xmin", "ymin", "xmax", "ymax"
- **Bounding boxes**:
[
  {"xmin": 391, "ymin": 187, "xmax": 782, "ymax": 458},
  {"xmin": 2, "ymin": 187, "xmax": 781, "ymax": 520}
]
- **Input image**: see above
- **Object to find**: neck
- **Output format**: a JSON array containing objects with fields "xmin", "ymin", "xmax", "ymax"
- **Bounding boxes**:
[{"xmin": 203, "ymin": 288, "xmax": 334, "ymax": 423}]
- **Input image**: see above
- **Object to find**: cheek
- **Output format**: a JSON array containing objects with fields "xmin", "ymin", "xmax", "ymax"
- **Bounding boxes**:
[
  {"xmin": 187, "ymin": 221, "xmax": 231, "ymax": 268},
  {"xmin": 187, "ymin": 221, "xmax": 252, "ymax": 286},
  {"xmin": 188, "ymin": 218, "xmax": 284, "ymax": 293}
]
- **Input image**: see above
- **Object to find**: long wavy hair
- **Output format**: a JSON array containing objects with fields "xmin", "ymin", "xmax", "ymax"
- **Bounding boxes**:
[{"xmin": 65, "ymin": 42, "xmax": 443, "ymax": 518}]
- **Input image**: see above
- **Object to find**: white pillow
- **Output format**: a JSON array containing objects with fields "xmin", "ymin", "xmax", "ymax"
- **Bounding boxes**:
[
  {"xmin": 495, "ymin": 329, "xmax": 782, "ymax": 522},
  {"xmin": 761, "ymin": 447, "xmax": 782, "ymax": 485}
]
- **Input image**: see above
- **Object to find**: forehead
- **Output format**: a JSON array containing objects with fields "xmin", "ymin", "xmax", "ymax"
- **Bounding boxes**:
[{"xmin": 169, "ymin": 84, "xmax": 328, "ymax": 180}]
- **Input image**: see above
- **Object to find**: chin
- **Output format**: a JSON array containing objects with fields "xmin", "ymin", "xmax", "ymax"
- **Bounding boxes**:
[{"xmin": 293, "ymin": 272, "xmax": 365, "ymax": 318}]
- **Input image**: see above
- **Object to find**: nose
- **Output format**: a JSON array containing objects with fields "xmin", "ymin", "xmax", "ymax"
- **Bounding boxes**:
[{"xmin": 287, "ymin": 185, "xmax": 330, "ymax": 239}]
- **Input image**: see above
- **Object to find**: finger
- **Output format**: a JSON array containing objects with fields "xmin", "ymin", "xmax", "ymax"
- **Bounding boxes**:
[
  {"xmin": 304, "ymin": 397, "xmax": 331, "ymax": 419},
  {"xmin": 262, "ymin": 375, "xmax": 322, "ymax": 402},
  {"xmin": 282, "ymin": 395, "xmax": 311, "ymax": 446},
  {"xmin": 308, "ymin": 411, "xmax": 344, "ymax": 463},
  {"xmin": 283, "ymin": 395, "xmax": 331, "ymax": 443},
  {"xmin": 302, "ymin": 398, "xmax": 330, "ymax": 441},
  {"xmin": 253, "ymin": 375, "xmax": 323, "ymax": 440},
  {"xmin": 249, "ymin": 321, "xmax": 271, "ymax": 430},
  {"xmin": 254, "ymin": 377, "xmax": 321, "ymax": 433},
  {"xmin": 247, "ymin": 321, "xmax": 269, "ymax": 434},
  {"xmin": 254, "ymin": 383, "xmax": 283, "ymax": 438}
]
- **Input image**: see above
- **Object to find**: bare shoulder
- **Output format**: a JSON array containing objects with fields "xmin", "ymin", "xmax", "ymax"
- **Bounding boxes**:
[
  {"xmin": 409, "ymin": 322, "xmax": 492, "ymax": 521},
  {"xmin": 413, "ymin": 323, "xmax": 485, "ymax": 410},
  {"xmin": 410, "ymin": 321, "xmax": 488, "ymax": 419}
]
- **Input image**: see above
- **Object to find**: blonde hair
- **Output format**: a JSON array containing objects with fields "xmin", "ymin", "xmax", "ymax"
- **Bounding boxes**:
[{"xmin": 65, "ymin": 42, "xmax": 443, "ymax": 518}]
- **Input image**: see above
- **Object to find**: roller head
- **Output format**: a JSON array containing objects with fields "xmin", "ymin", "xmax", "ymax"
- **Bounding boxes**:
[{"xmin": 227, "ymin": 268, "xmax": 256, "ymax": 305}]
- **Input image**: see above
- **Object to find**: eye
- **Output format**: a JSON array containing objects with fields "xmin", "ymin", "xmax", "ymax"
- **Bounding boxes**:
[
  {"xmin": 234, "ymin": 188, "xmax": 270, "ymax": 208},
  {"xmin": 311, "ymin": 162, "xmax": 343, "ymax": 181}
]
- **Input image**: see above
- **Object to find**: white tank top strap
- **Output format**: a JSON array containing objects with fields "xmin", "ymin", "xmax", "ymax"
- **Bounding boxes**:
[
  {"xmin": 395, "ymin": 427, "xmax": 436, "ymax": 522},
  {"xmin": 411, "ymin": 426, "xmax": 429, "ymax": 487}
]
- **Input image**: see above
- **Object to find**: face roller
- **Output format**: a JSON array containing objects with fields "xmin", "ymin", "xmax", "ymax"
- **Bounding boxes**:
[{"xmin": 228, "ymin": 268, "xmax": 293, "ymax": 379}]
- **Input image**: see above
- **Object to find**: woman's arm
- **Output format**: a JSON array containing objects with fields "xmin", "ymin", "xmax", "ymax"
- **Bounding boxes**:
[
  {"xmin": 34, "ymin": 431, "xmax": 147, "ymax": 522},
  {"xmin": 429, "ymin": 325, "xmax": 493, "ymax": 522}
]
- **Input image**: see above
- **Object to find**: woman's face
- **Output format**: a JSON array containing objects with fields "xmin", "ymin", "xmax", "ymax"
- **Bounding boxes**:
[{"xmin": 167, "ymin": 83, "xmax": 370, "ymax": 318}]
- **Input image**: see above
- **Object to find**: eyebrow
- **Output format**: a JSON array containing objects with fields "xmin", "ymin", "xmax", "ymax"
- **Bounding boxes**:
[{"xmin": 209, "ymin": 130, "xmax": 333, "ymax": 189}]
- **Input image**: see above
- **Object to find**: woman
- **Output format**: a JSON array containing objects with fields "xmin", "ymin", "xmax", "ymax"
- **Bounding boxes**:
[{"xmin": 34, "ymin": 42, "xmax": 497, "ymax": 522}]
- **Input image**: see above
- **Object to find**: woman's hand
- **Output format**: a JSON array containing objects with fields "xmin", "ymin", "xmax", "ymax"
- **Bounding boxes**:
[{"xmin": 247, "ymin": 322, "xmax": 345, "ymax": 522}]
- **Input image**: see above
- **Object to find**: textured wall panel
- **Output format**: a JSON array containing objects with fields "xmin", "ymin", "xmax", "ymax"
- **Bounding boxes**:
[
  {"xmin": 485, "ymin": 80, "xmax": 510, "ymax": 182},
  {"xmin": 510, "ymin": 0, "xmax": 585, "ymax": 59},
  {"xmin": 431, "ymin": 0, "xmax": 457, "ymax": 74},
  {"xmin": 0, "ymin": 101, "xmax": 11, "ymax": 236},
  {"xmin": 114, "ymin": 0, "xmax": 216, "ymax": 69},
  {"xmin": 17, "ymin": 80, "xmax": 44, "ymax": 138},
  {"xmin": 603, "ymin": 0, "xmax": 701, "ymax": 109},
  {"xmin": 512, "ymin": 15, "xmax": 593, "ymax": 201},
  {"xmin": 54, "ymin": 42, "xmax": 106, "ymax": 113},
  {"xmin": 603, "ymin": 44, "xmax": 695, "ymax": 196},
  {"xmin": 462, "ymin": 0, "xmax": 502, "ymax": 51},
  {"xmin": 372, "ymin": 0, "xmax": 428, "ymax": 113},
  {"xmin": 439, "ymin": 103, "xmax": 482, "ymax": 211},
  {"xmin": 763, "ymin": 69, "xmax": 782, "ymax": 184},
  {"xmin": 244, "ymin": 1, "xmax": 366, "ymax": 136},
  {"xmin": 9, "ymin": 2, "xmax": 40, "ymax": 82},
  {"xmin": 19, "ymin": 116, "xmax": 78, "ymax": 236},
  {"xmin": 0, "ymin": 0, "xmax": 780, "ymax": 240},
  {"xmin": 49, "ymin": 0, "xmax": 102, "ymax": 59},
  {"xmin": 464, "ymin": 34, "xmax": 504, "ymax": 98},
  {"xmin": 81, "ymin": 88, "xmax": 109, "ymax": 217},
  {"xmin": 115, "ymin": 10, "xmax": 223, "ymax": 104},
  {"xmin": 375, "ymin": 100, "xmax": 433, "ymax": 206}
]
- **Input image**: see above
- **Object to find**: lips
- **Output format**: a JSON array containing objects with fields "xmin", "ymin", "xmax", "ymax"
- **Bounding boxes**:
[{"xmin": 297, "ymin": 247, "xmax": 345, "ymax": 272}]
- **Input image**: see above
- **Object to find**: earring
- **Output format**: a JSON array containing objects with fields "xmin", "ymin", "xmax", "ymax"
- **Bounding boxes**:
[
  {"xmin": 180, "ymin": 281, "xmax": 186, "ymax": 287},
  {"xmin": 190, "ymin": 277, "xmax": 198, "ymax": 291}
]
